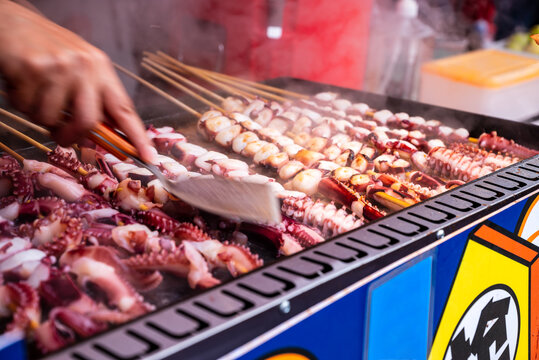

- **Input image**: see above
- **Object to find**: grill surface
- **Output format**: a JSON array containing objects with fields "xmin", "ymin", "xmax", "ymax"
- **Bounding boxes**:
[{"xmin": 7, "ymin": 78, "xmax": 535, "ymax": 360}]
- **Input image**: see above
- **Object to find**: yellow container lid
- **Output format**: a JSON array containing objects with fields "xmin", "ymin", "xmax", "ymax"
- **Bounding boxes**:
[{"xmin": 422, "ymin": 49, "xmax": 539, "ymax": 88}]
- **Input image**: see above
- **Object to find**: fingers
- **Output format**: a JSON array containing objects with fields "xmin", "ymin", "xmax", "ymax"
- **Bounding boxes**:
[
  {"xmin": 32, "ymin": 81, "xmax": 71, "ymax": 127},
  {"xmin": 102, "ymin": 79, "xmax": 155, "ymax": 163},
  {"xmin": 51, "ymin": 81, "xmax": 100, "ymax": 146}
]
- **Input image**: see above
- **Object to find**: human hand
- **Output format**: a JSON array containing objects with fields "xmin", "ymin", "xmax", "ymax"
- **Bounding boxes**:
[{"xmin": 0, "ymin": 1, "xmax": 154, "ymax": 162}]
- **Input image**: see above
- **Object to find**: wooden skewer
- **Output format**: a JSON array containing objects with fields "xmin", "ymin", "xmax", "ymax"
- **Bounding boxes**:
[
  {"xmin": 154, "ymin": 52, "xmax": 257, "ymax": 100},
  {"xmin": 143, "ymin": 52, "xmax": 191, "ymax": 77},
  {"xmin": 0, "ymin": 108, "xmax": 50, "ymax": 136},
  {"xmin": 155, "ymin": 51, "xmax": 309, "ymax": 99},
  {"xmin": 143, "ymin": 56, "xmax": 225, "ymax": 103},
  {"xmin": 0, "ymin": 115, "xmax": 51, "ymax": 153},
  {"xmin": 141, "ymin": 60, "xmax": 226, "ymax": 113},
  {"xmin": 151, "ymin": 53, "xmax": 287, "ymax": 101},
  {"xmin": 202, "ymin": 71, "xmax": 288, "ymax": 102},
  {"xmin": 113, "ymin": 63, "xmax": 201, "ymax": 117},
  {"xmin": 0, "ymin": 109, "xmax": 92, "ymax": 175},
  {"xmin": 0, "ymin": 141, "xmax": 24, "ymax": 162},
  {"xmin": 469, "ymin": 137, "xmax": 478, "ymax": 144},
  {"xmin": 205, "ymin": 71, "xmax": 308, "ymax": 100},
  {"xmin": 142, "ymin": 60, "xmax": 229, "ymax": 111}
]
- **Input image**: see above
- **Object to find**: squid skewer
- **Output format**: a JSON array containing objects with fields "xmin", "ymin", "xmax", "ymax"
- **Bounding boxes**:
[
  {"xmin": 147, "ymin": 126, "xmax": 342, "ymax": 245},
  {"xmin": 133, "ymin": 65, "xmax": 409, "ymax": 216}
]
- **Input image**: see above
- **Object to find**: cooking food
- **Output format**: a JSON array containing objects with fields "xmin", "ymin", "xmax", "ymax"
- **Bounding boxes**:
[{"xmin": 0, "ymin": 87, "xmax": 537, "ymax": 355}]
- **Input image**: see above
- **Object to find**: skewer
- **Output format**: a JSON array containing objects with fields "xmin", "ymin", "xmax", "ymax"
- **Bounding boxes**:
[
  {"xmin": 155, "ymin": 51, "xmax": 310, "ymax": 99},
  {"xmin": 140, "ymin": 87, "xmax": 406, "ymax": 214},
  {"xmin": 201, "ymin": 71, "xmax": 308, "ymax": 100},
  {"xmin": 0, "ymin": 114, "xmax": 51, "ymax": 152},
  {"xmin": 201, "ymin": 71, "xmax": 288, "ymax": 102},
  {"xmin": 0, "ymin": 110, "xmax": 92, "ymax": 175},
  {"xmin": 148, "ymin": 52, "xmax": 284, "ymax": 102},
  {"xmin": 113, "ymin": 63, "xmax": 202, "ymax": 117},
  {"xmin": 153, "ymin": 56, "xmax": 289, "ymax": 102},
  {"xmin": 0, "ymin": 108, "xmax": 50, "ymax": 136},
  {"xmin": 142, "ymin": 60, "xmax": 231, "ymax": 113},
  {"xmin": 141, "ymin": 60, "xmax": 226, "ymax": 113},
  {"xmin": 153, "ymin": 53, "xmax": 257, "ymax": 100},
  {"xmin": 0, "ymin": 140, "xmax": 24, "ymax": 162},
  {"xmin": 143, "ymin": 56, "xmax": 225, "ymax": 103}
]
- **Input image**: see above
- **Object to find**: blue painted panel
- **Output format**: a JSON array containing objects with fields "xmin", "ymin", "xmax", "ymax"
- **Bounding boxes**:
[
  {"xmin": 238, "ymin": 286, "xmax": 367, "ymax": 360},
  {"xmin": 489, "ymin": 198, "xmax": 527, "ymax": 232},
  {"xmin": 366, "ymin": 256, "xmax": 433, "ymax": 360},
  {"xmin": 432, "ymin": 231, "xmax": 468, "ymax": 331},
  {"xmin": 0, "ymin": 333, "xmax": 26, "ymax": 360}
]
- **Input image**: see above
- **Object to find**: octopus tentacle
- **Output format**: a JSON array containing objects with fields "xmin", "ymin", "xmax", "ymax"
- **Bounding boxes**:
[
  {"xmin": 0, "ymin": 155, "xmax": 21, "ymax": 171},
  {"xmin": 39, "ymin": 217, "xmax": 83, "ymax": 258},
  {"xmin": 280, "ymin": 217, "xmax": 324, "ymax": 248},
  {"xmin": 123, "ymin": 243, "xmax": 220, "ymax": 289},
  {"xmin": 478, "ymin": 131, "xmax": 539, "ymax": 159},
  {"xmin": 186, "ymin": 239, "xmax": 263, "ymax": 277},
  {"xmin": 450, "ymin": 143, "xmax": 520, "ymax": 170},
  {"xmin": 47, "ymin": 146, "xmax": 89, "ymax": 178},
  {"xmin": 34, "ymin": 307, "xmax": 107, "ymax": 353},
  {"xmin": 0, "ymin": 168, "xmax": 33, "ymax": 200},
  {"xmin": 137, "ymin": 208, "xmax": 182, "ymax": 234},
  {"xmin": 0, "ymin": 282, "xmax": 41, "ymax": 332},
  {"xmin": 282, "ymin": 197, "xmax": 363, "ymax": 238},
  {"xmin": 60, "ymin": 246, "xmax": 155, "ymax": 317},
  {"xmin": 427, "ymin": 146, "xmax": 493, "ymax": 182}
]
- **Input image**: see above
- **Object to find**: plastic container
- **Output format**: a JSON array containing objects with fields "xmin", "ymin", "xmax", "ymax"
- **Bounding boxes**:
[
  {"xmin": 363, "ymin": 0, "xmax": 434, "ymax": 100},
  {"xmin": 419, "ymin": 49, "xmax": 539, "ymax": 121}
]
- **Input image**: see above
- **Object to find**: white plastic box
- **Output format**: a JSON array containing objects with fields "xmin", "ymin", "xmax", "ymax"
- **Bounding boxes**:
[{"xmin": 419, "ymin": 49, "xmax": 539, "ymax": 122}]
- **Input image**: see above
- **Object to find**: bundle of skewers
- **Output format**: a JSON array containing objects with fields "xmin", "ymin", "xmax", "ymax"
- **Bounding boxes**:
[{"xmin": 0, "ymin": 51, "xmax": 537, "ymax": 355}]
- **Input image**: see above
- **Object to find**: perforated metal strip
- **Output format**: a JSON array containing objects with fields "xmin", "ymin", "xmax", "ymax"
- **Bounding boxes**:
[{"xmin": 48, "ymin": 155, "xmax": 539, "ymax": 360}]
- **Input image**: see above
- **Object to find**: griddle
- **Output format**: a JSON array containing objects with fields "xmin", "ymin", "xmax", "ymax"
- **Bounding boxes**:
[{"xmin": 2, "ymin": 78, "xmax": 536, "ymax": 360}]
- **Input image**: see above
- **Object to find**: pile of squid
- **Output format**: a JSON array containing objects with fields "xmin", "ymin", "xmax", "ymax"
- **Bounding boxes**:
[
  {"xmin": 195, "ymin": 91, "xmax": 538, "ymax": 223},
  {"xmin": 0, "ymin": 90, "xmax": 537, "ymax": 355}
]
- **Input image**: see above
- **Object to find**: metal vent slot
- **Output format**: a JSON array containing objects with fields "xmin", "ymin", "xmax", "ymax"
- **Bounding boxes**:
[
  {"xmin": 313, "ymin": 241, "xmax": 368, "ymax": 263},
  {"xmin": 435, "ymin": 194, "xmax": 481, "ymax": 212},
  {"xmin": 364, "ymin": 229, "xmax": 400, "ymax": 247},
  {"xmin": 484, "ymin": 174, "xmax": 526, "ymax": 191},
  {"xmin": 505, "ymin": 167, "xmax": 539, "ymax": 181},
  {"xmin": 145, "ymin": 308, "xmax": 209, "ymax": 339},
  {"xmin": 93, "ymin": 330, "xmax": 159, "ymax": 360},
  {"xmin": 237, "ymin": 272, "xmax": 295, "ymax": 298},
  {"xmin": 520, "ymin": 164, "xmax": 539, "ymax": 173},
  {"xmin": 71, "ymin": 353, "xmax": 92, "ymax": 360},
  {"xmin": 408, "ymin": 205, "xmax": 456, "ymax": 224},
  {"xmin": 459, "ymin": 184, "xmax": 505, "ymax": 201},
  {"xmin": 378, "ymin": 216, "xmax": 428, "ymax": 237},
  {"xmin": 277, "ymin": 256, "xmax": 333, "ymax": 279},
  {"xmin": 335, "ymin": 238, "xmax": 378, "ymax": 255},
  {"xmin": 194, "ymin": 290, "xmax": 254, "ymax": 318}
]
